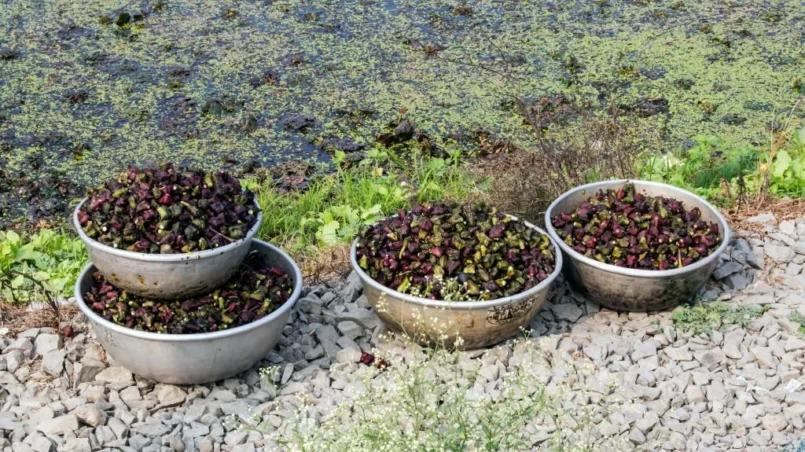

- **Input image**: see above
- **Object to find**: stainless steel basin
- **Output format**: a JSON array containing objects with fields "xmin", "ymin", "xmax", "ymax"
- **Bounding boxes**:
[
  {"xmin": 544, "ymin": 180, "xmax": 731, "ymax": 311},
  {"xmin": 73, "ymin": 198, "xmax": 262, "ymax": 299},
  {"xmin": 74, "ymin": 239, "xmax": 302, "ymax": 385},
  {"xmin": 350, "ymin": 219, "xmax": 562, "ymax": 349}
]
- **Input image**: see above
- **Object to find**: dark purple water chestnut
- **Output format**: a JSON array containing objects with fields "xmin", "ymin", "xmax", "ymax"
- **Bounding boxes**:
[
  {"xmin": 355, "ymin": 201, "xmax": 556, "ymax": 301},
  {"xmin": 84, "ymin": 252, "xmax": 294, "ymax": 334},
  {"xmin": 78, "ymin": 163, "xmax": 259, "ymax": 253},
  {"xmin": 551, "ymin": 183, "xmax": 722, "ymax": 270}
]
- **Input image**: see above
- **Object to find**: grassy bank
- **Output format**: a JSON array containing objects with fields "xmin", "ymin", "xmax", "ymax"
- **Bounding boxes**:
[{"xmin": 1, "ymin": 113, "xmax": 804, "ymax": 304}]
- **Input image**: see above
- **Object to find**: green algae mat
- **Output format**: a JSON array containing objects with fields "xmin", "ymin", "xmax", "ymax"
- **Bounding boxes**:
[{"xmin": 1, "ymin": 0, "xmax": 803, "ymax": 185}]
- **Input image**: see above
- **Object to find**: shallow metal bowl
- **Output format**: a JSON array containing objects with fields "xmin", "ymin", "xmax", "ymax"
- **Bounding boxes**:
[
  {"xmin": 350, "ymin": 219, "xmax": 562, "ymax": 349},
  {"xmin": 73, "ymin": 198, "xmax": 262, "ymax": 299},
  {"xmin": 75, "ymin": 239, "xmax": 302, "ymax": 385},
  {"xmin": 544, "ymin": 180, "xmax": 731, "ymax": 312}
]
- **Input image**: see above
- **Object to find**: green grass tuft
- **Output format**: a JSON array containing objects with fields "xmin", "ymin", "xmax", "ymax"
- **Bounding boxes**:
[{"xmin": 672, "ymin": 302, "xmax": 764, "ymax": 335}]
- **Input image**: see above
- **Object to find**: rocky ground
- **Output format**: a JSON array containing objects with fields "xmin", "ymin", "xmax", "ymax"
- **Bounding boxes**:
[{"xmin": 2, "ymin": 213, "xmax": 805, "ymax": 451}]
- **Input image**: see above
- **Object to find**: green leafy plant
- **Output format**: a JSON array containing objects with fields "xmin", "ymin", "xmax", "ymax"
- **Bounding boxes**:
[
  {"xmin": 767, "ymin": 127, "xmax": 805, "ymax": 196},
  {"xmin": 672, "ymin": 302, "xmax": 764, "ymax": 335},
  {"xmin": 789, "ymin": 311, "xmax": 805, "ymax": 335},
  {"xmin": 0, "ymin": 229, "xmax": 87, "ymax": 303},
  {"xmin": 256, "ymin": 151, "xmax": 477, "ymax": 250},
  {"xmin": 637, "ymin": 135, "xmax": 759, "ymax": 203},
  {"xmin": 242, "ymin": 333, "xmax": 629, "ymax": 452}
]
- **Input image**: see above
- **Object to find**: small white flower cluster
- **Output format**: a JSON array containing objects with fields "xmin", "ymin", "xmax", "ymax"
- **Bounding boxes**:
[{"xmin": 238, "ymin": 330, "xmax": 630, "ymax": 452}]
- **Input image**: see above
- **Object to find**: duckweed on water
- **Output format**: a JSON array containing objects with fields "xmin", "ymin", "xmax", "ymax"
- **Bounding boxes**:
[{"xmin": 0, "ymin": 0, "xmax": 802, "ymax": 195}]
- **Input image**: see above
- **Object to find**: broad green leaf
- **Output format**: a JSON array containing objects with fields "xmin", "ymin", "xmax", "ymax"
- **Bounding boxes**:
[
  {"xmin": 333, "ymin": 150, "xmax": 346, "ymax": 164},
  {"xmin": 4, "ymin": 230, "xmax": 20, "ymax": 244},
  {"xmin": 318, "ymin": 220, "xmax": 340, "ymax": 245},
  {"xmin": 792, "ymin": 159, "xmax": 805, "ymax": 180},
  {"xmin": 427, "ymin": 158, "xmax": 446, "ymax": 171},
  {"xmin": 773, "ymin": 150, "xmax": 791, "ymax": 178},
  {"xmin": 374, "ymin": 184, "xmax": 389, "ymax": 196},
  {"xmin": 10, "ymin": 274, "xmax": 26, "ymax": 289},
  {"xmin": 361, "ymin": 204, "xmax": 382, "ymax": 219}
]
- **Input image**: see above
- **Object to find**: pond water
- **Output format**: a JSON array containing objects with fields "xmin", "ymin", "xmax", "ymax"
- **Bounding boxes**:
[{"xmin": 1, "ymin": 0, "xmax": 802, "ymax": 186}]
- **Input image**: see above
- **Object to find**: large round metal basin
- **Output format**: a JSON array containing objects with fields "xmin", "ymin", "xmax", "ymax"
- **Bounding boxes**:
[
  {"xmin": 73, "ymin": 198, "xmax": 262, "ymax": 299},
  {"xmin": 74, "ymin": 239, "xmax": 302, "ymax": 385},
  {"xmin": 350, "ymin": 219, "xmax": 562, "ymax": 349},
  {"xmin": 544, "ymin": 180, "xmax": 731, "ymax": 312}
]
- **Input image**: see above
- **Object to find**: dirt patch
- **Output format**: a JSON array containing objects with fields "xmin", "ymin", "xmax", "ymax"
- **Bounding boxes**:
[
  {"xmin": 728, "ymin": 198, "xmax": 805, "ymax": 233},
  {"xmin": 0, "ymin": 301, "xmax": 78, "ymax": 336}
]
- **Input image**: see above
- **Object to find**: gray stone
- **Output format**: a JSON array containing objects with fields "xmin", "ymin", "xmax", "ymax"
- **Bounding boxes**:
[
  {"xmin": 335, "ymin": 347, "xmax": 362, "ymax": 364},
  {"xmin": 664, "ymin": 346, "xmax": 693, "ymax": 361},
  {"xmin": 635, "ymin": 411, "xmax": 659, "ymax": 433},
  {"xmin": 751, "ymin": 347, "xmax": 776, "ymax": 368},
  {"xmin": 304, "ymin": 345, "xmax": 325, "ymax": 361},
  {"xmin": 766, "ymin": 245, "xmax": 795, "ymax": 264},
  {"xmin": 184, "ymin": 422, "xmax": 209, "ymax": 438},
  {"xmin": 129, "ymin": 434, "xmax": 152, "ymax": 450},
  {"xmin": 108, "ymin": 417, "xmax": 129, "ymax": 439},
  {"xmin": 12, "ymin": 444, "xmax": 36, "ymax": 452},
  {"xmin": 62, "ymin": 438, "xmax": 90, "ymax": 452},
  {"xmin": 182, "ymin": 404, "xmax": 207, "ymax": 424},
  {"xmin": 225, "ymin": 431, "xmax": 248, "ymax": 446},
  {"xmin": 784, "ymin": 337, "xmax": 805, "ymax": 352},
  {"xmin": 30, "ymin": 436, "xmax": 53, "ymax": 452},
  {"xmin": 632, "ymin": 340, "xmax": 658, "ymax": 361},
  {"xmin": 745, "ymin": 212, "xmax": 776, "ymax": 225},
  {"xmin": 714, "ymin": 262, "xmax": 744, "ymax": 280},
  {"xmin": 5, "ymin": 350, "xmax": 23, "ymax": 373},
  {"xmin": 41, "ymin": 351, "xmax": 65, "ymax": 377},
  {"xmin": 73, "ymin": 359, "xmax": 105, "ymax": 385},
  {"xmin": 196, "ymin": 437, "xmax": 213, "ymax": 452},
  {"xmin": 628, "ymin": 428, "xmax": 646, "ymax": 444},
  {"xmin": 37, "ymin": 414, "xmax": 78, "ymax": 436},
  {"xmin": 0, "ymin": 413, "xmax": 21, "ymax": 431},
  {"xmin": 73, "ymin": 404, "xmax": 106, "ymax": 427},
  {"xmin": 724, "ymin": 330, "xmax": 745, "ymax": 359},
  {"xmin": 231, "ymin": 444, "xmax": 255, "ymax": 452},
  {"xmin": 694, "ymin": 349, "xmax": 726, "ymax": 367},
  {"xmin": 780, "ymin": 220, "xmax": 797, "ymax": 236},
  {"xmin": 95, "ymin": 425, "xmax": 116, "ymax": 446},
  {"xmin": 156, "ymin": 384, "xmax": 185, "ymax": 407},
  {"xmin": 550, "ymin": 303, "xmax": 583, "ymax": 323},
  {"xmin": 3, "ymin": 338, "xmax": 33, "ymax": 355},
  {"xmin": 33, "ymin": 334, "xmax": 61, "ymax": 357},
  {"xmin": 761, "ymin": 414, "xmax": 787, "ymax": 432},
  {"xmin": 95, "ymin": 367, "xmax": 133, "ymax": 385},
  {"xmin": 120, "ymin": 386, "xmax": 141, "ymax": 405},
  {"xmin": 209, "ymin": 387, "xmax": 236, "ymax": 402},
  {"xmin": 135, "ymin": 422, "xmax": 171, "ymax": 438}
]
